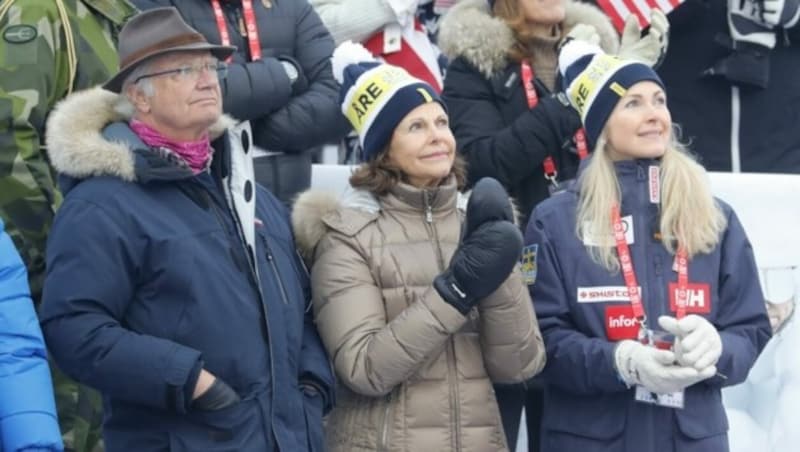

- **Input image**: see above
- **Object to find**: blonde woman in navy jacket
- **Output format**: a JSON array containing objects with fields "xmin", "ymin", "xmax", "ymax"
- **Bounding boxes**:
[{"xmin": 524, "ymin": 41, "xmax": 771, "ymax": 451}]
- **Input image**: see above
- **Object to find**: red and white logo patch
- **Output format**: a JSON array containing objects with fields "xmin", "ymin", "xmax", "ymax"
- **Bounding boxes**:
[
  {"xmin": 649, "ymin": 166, "xmax": 660, "ymax": 203},
  {"xmin": 605, "ymin": 305, "xmax": 640, "ymax": 341},
  {"xmin": 577, "ymin": 285, "xmax": 639, "ymax": 303},
  {"xmin": 668, "ymin": 282, "xmax": 711, "ymax": 314}
]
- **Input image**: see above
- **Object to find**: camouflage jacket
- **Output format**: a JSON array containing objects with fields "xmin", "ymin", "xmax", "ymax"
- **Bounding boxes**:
[{"xmin": 0, "ymin": 0, "xmax": 136, "ymax": 302}]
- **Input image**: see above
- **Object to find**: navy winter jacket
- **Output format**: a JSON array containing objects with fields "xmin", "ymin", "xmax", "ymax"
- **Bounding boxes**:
[
  {"xmin": 39, "ymin": 88, "xmax": 334, "ymax": 452},
  {"xmin": 524, "ymin": 159, "xmax": 771, "ymax": 452}
]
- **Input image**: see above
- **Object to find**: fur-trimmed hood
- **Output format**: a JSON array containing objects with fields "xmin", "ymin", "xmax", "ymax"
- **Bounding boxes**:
[
  {"xmin": 45, "ymin": 86, "xmax": 235, "ymax": 189},
  {"xmin": 292, "ymin": 184, "xmax": 472, "ymax": 262},
  {"xmin": 438, "ymin": 0, "xmax": 619, "ymax": 79},
  {"xmin": 290, "ymin": 181, "xmax": 525, "ymax": 263}
]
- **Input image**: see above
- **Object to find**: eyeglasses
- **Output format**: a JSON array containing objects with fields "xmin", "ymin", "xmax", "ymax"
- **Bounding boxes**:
[{"xmin": 134, "ymin": 61, "xmax": 228, "ymax": 84}]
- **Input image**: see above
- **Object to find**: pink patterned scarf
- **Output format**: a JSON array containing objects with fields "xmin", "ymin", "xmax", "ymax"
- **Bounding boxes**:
[{"xmin": 130, "ymin": 119, "xmax": 211, "ymax": 174}]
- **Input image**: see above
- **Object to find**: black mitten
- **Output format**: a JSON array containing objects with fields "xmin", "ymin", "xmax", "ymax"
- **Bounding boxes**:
[
  {"xmin": 465, "ymin": 177, "xmax": 514, "ymax": 238},
  {"xmin": 191, "ymin": 378, "xmax": 241, "ymax": 411},
  {"xmin": 434, "ymin": 221, "xmax": 523, "ymax": 315},
  {"xmin": 544, "ymin": 94, "xmax": 583, "ymax": 139}
]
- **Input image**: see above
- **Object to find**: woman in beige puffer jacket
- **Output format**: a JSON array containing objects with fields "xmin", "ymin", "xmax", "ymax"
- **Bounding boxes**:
[
  {"xmin": 293, "ymin": 46, "xmax": 546, "ymax": 451},
  {"xmin": 294, "ymin": 166, "xmax": 545, "ymax": 451}
]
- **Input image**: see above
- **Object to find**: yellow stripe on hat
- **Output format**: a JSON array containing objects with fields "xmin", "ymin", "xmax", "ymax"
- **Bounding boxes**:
[
  {"xmin": 345, "ymin": 65, "xmax": 416, "ymax": 134},
  {"xmin": 568, "ymin": 54, "xmax": 626, "ymax": 120},
  {"xmin": 609, "ymin": 82, "xmax": 627, "ymax": 97},
  {"xmin": 417, "ymin": 87, "xmax": 433, "ymax": 103}
]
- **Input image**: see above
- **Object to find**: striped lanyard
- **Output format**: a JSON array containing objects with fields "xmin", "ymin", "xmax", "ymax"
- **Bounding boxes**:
[
  {"xmin": 211, "ymin": 0, "xmax": 262, "ymax": 61},
  {"xmin": 611, "ymin": 204, "xmax": 689, "ymax": 341}
]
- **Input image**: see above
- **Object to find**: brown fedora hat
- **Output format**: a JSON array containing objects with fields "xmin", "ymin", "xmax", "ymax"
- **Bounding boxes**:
[{"xmin": 103, "ymin": 7, "xmax": 236, "ymax": 93}]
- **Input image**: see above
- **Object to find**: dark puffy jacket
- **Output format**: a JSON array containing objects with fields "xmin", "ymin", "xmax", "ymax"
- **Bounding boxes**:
[
  {"xmin": 656, "ymin": 0, "xmax": 800, "ymax": 173},
  {"xmin": 39, "ymin": 87, "xmax": 334, "ymax": 452},
  {"xmin": 439, "ymin": 0, "xmax": 618, "ymax": 226},
  {"xmin": 133, "ymin": 0, "xmax": 350, "ymax": 202},
  {"xmin": 525, "ymin": 158, "xmax": 771, "ymax": 452}
]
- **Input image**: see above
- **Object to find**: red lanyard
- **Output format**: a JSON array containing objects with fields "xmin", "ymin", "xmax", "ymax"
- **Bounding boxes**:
[
  {"xmin": 520, "ymin": 61, "xmax": 588, "ymax": 183},
  {"xmin": 673, "ymin": 246, "xmax": 689, "ymax": 320},
  {"xmin": 611, "ymin": 204, "xmax": 645, "ymax": 322},
  {"xmin": 612, "ymin": 205, "xmax": 690, "ymax": 336},
  {"xmin": 211, "ymin": 0, "xmax": 262, "ymax": 61}
]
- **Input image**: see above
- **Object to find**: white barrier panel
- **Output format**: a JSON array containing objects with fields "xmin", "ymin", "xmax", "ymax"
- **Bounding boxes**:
[
  {"xmin": 709, "ymin": 172, "xmax": 800, "ymax": 452},
  {"xmin": 310, "ymin": 164, "xmax": 355, "ymax": 196}
]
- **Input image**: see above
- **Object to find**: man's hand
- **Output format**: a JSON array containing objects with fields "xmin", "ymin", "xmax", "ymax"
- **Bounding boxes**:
[
  {"xmin": 191, "ymin": 370, "xmax": 241, "ymax": 411},
  {"xmin": 192, "ymin": 368, "xmax": 216, "ymax": 400}
]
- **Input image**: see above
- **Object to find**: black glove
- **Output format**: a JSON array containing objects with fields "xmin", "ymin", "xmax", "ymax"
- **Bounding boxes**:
[
  {"xmin": 191, "ymin": 378, "xmax": 241, "ymax": 411},
  {"xmin": 547, "ymin": 94, "xmax": 583, "ymax": 139},
  {"xmin": 464, "ymin": 177, "xmax": 514, "ymax": 238},
  {"xmin": 434, "ymin": 221, "xmax": 523, "ymax": 315}
]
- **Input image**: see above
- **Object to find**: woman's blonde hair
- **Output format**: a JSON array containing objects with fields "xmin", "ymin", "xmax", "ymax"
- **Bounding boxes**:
[
  {"xmin": 492, "ymin": 0, "xmax": 558, "ymax": 62},
  {"xmin": 576, "ymin": 126, "xmax": 727, "ymax": 272}
]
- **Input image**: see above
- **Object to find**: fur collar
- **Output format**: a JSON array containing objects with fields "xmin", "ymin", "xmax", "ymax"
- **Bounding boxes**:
[
  {"xmin": 45, "ymin": 86, "xmax": 235, "ymax": 182},
  {"xmin": 292, "ymin": 188, "xmax": 375, "ymax": 262},
  {"xmin": 438, "ymin": 0, "xmax": 619, "ymax": 79}
]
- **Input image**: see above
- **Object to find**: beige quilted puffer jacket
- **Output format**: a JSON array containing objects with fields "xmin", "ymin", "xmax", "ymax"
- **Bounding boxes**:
[{"xmin": 293, "ymin": 177, "xmax": 545, "ymax": 452}]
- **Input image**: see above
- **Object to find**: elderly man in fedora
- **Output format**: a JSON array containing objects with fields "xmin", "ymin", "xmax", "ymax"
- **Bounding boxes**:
[{"xmin": 37, "ymin": 7, "xmax": 334, "ymax": 451}]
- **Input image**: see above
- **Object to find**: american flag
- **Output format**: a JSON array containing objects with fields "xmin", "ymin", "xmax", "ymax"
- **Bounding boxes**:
[{"xmin": 596, "ymin": 0, "xmax": 684, "ymax": 32}]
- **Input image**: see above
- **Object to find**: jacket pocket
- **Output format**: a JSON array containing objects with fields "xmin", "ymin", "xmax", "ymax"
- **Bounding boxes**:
[
  {"xmin": 674, "ymin": 385, "xmax": 729, "ymax": 439},
  {"xmin": 542, "ymin": 388, "xmax": 627, "ymax": 444},
  {"xmin": 169, "ymin": 398, "xmax": 264, "ymax": 452},
  {"xmin": 303, "ymin": 390, "xmax": 325, "ymax": 452}
]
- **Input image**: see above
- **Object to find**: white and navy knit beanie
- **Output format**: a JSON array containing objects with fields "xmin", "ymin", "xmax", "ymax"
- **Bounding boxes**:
[
  {"xmin": 332, "ymin": 41, "xmax": 444, "ymax": 161},
  {"xmin": 559, "ymin": 40, "xmax": 665, "ymax": 147}
]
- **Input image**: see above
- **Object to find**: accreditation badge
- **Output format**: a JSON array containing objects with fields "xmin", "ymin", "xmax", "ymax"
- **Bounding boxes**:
[{"xmin": 634, "ymin": 386, "xmax": 685, "ymax": 409}]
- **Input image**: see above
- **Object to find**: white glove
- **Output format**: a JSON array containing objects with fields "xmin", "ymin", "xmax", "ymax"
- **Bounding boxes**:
[
  {"xmin": 564, "ymin": 24, "xmax": 601, "ymax": 46},
  {"xmin": 617, "ymin": 9, "xmax": 670, "ymax": 66},
  {"xmin": 614, "ymin": 339, "xmax": 716, "ymax": 394},
  {"xmin": 658, "ymin": 315, "xmax": 723, "ymax": 371}
]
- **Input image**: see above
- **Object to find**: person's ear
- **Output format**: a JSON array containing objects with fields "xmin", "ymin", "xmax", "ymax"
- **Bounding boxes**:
[{"xmin": 127, "ymin": 84, "xmax": 151, "ymax": 114}]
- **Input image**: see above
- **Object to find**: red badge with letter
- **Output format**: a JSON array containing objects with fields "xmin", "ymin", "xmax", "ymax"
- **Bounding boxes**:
[
  {"xmin": 668, "ymin": 282, "xmax": 711, "ymax": 314},
  {"xmin": 605, "ymin": 304, "xmax": 639, "ymax": 341}
]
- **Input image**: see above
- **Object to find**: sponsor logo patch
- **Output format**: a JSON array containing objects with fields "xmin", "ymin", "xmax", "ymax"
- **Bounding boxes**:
[
  {"xmin": 520, "ymin": 244, "xmax": 538, "ymax": 285},
  {"xmin": 577, "ymin": 285, "xmax": 640, "ymax": 303},
  {"xmin": 668, "ymin": 282, "xmax": 711, "ymax": 314},
  {"xmin": 605, "ymin": 304, "xmax": 639, "ymax": 341},
  {"xmin": 649, "ymin": 166, "xmax": 660, "ymax": 203}
]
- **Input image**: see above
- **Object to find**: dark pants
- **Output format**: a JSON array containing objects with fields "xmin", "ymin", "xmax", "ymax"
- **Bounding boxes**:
[
  {"xmin": 495, "ymin": 383, "xmax": 525, "ymax": 450},
  {"xmin": 525, "ymin": 379, "xmax": 545, "ymax": 452}
]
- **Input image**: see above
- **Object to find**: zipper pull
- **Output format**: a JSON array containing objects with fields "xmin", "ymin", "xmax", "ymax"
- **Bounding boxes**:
[{"xmin": 424, "ymin": 191, "xmax": 434, "ymax": 223}]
